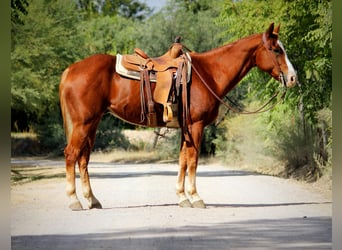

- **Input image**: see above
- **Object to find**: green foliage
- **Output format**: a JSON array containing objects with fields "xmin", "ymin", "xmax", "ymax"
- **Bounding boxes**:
[
  {"xmin": 77, "ymin": 0, "xmax": 151, "ymax": 19},
  {"xmin": 78, "ymin": 15, "xmax": 137, "ymax": 54},
  {"xmin": 11, "ymin": 0, "xmax": 86, "ymax": 124},
  {"xmin": 283, "ymin": 0, "xmax": 332, "ymax": 122},
  {"xmin": 278, "ymin": 0, "xmax": 332, "ymax": 174},
  {"xmin": 11, "ymin": 0, "xmax": 142, "ymax": 153},
  {"xmin": 175, "ymin": 0, "xmax": 213, "ymax": 14},
  {"xmin": 135, "ymin": 0, "xmax": 225, "ymax": 56},
  {"xmin": 201, "ymin": 124, "xmax": 226, "ymax": 156},
  {"xmin": 254, "ymin": 105, "xmax": 329, "ymax": 181},
  {"xmin": 213, "ymin": 110, "xmax": 274, "ymax": 170},
  {"xmin": 217, "ymin": 0, "xmax": 284, "ymax": 42},
  {"xmin": 35, "ymin": 117, "xmax": 66, "ymax": 155},
  {"xmin": 11, "ymin": 0, "xmax": 28, "ymax": 25},
  {"xmin": 155, "ymin": 129, "xmax": 181, "ymax": 161}
]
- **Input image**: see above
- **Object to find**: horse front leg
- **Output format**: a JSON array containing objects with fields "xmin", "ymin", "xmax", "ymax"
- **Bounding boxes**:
[
  {"xmin": 176, "ymin": 140, "xmax": 192, "ymax": 208},
  {"xmin": 186, "ymin": 122, "xmax": 206, "ymax": 208},
  {"xmin": 186, "ymin": 142, "xmax": 206, "ymax": 208},
  {"xmin": 176, "ymin": 123, "xmax": 206, "ymax": 208}
]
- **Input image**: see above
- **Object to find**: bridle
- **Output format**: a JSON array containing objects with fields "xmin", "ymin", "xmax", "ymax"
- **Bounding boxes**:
[
  {"xmin": 261, "ymin": 32, "xmax": 286, "ymax": 88},
  {"xmin": 181, "ymin": 32, "xmax": 287, "ymax": 115}
]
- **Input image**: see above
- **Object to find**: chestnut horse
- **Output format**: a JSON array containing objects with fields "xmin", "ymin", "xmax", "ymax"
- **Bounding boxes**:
[{"xmin": 59, "ymin": 23, "xmax": 296, "ymax": 210}]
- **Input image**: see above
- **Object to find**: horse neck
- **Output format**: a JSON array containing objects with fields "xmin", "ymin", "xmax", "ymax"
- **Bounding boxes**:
[{"xmin": 192, "ymin": 33, "xmax": 262, "ymax": 97}]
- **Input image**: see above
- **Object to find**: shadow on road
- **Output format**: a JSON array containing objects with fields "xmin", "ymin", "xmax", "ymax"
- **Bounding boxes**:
[
  {"xmin": 91, "ymin": 201, "xmax": 332, "ymax": 210},
  {"xmin": 12, "ymin": 216, "xmax": 332, "ymax": 250},
  {"xmin": 83, "ymin": 169, "xmax": 260, "ymax": 179}
]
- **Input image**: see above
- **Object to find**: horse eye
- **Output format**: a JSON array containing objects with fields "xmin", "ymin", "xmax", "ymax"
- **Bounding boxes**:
[{"xmin": 273, "ymin": 48, "xmax": 282, "ymax": 54}]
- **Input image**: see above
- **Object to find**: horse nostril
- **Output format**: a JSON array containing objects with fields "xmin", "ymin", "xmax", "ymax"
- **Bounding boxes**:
[
  {"xmin": 286, "ymin": 74, "xmax": 297, "ymax": 88},
  {"xmin": 291, "ymin": 75, "xmax": 296, "ymax": 83}
]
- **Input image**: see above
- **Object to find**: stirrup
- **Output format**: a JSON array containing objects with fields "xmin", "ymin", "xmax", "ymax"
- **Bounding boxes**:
[{"xmin": 163, "ymin": 103, "xmax": 173, "ymax": 123}]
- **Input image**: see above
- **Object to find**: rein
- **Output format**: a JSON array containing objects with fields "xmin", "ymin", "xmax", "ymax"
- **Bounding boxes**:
[
  {"xmin": 180, "ymin": 33, "xmax": 287, "ymax": 115},
  {"xmin": 190, "ymin": 63, "xmax": 286, "ymax": 114}
]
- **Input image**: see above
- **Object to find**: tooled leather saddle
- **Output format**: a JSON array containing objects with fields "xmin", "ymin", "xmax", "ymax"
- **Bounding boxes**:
[{"xmin": 116, "ymin": 37, "xmax": 191, "ymax": 128}]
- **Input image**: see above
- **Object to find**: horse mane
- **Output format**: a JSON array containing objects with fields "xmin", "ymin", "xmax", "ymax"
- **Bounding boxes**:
[{"xmin": 192, "ymin": 33, "xmax": 262, "ymax": 58}]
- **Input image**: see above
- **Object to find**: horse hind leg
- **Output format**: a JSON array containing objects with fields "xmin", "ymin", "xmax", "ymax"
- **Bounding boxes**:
[
  {"xmin": 60, "ymin": 81, "xmax": 82, "ymax": 210},
  {"xmin": 64, "ymin": 143, "xmax": 83, "ymax": 210},
  {"xmin": 63, "ymin": 121, "xmax": 101, "ymax": 210},
  {"xmin": 77, "ymin": 129, "xmax": 102, "ymax": 209}
]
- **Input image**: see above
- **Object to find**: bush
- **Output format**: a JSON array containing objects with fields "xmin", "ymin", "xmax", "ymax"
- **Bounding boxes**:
[
  {"xmin": 34, "ymin": 115, "xmax": 66, "ymax": 156},
  {"xmin": 93, "ymin": 115, "xmax": 131, "ymax": 151},
  {"xmin": 213, "ymin": 101, "xmax": 332, "ymax": 182},
  {"xmin": 154, "ymin": 129, "xmax": 181, "ymax": 161},
  {"xmin": 214, "ymin": 111, "xmax": 277, "ymax": 172},
  {"xmin": 255, "ymin": 105, "xmax": 331, "ymax": 182}
]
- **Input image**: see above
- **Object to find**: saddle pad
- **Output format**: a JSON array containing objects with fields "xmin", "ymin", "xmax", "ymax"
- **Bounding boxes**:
[{"xmin": 116, "ymin": 54, "xmax": 157, "ymax": 82}]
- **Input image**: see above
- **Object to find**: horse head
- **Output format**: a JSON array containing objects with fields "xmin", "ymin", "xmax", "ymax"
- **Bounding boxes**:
[{"xmin": 255, "ymin": 23, "xmax": 297, "ymax": 88}]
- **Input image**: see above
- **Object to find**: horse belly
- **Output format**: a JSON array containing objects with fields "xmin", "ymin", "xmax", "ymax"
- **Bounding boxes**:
[{"xmin": 108, "ymin": 75, "xmax": 163, "ymax": 127}]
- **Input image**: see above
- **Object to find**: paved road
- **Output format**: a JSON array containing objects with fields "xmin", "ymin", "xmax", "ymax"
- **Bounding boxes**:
[{"xmin": 11, "ymin": 161, "xmax": 332, "ymax": 249}]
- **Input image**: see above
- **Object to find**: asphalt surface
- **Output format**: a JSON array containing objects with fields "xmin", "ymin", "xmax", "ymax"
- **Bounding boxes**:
[{"xmin": 11, "ymin": 161, "xmax": 332, "ymax": 249}]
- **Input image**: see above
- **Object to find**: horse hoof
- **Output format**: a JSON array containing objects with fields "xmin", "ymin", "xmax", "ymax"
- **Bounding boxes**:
[
  {"xmin": 192, "ymin": 200, "xmax": 206, "ymax": 209},
  {"xmin": 179, "ymin": 199, "xmax": 192, "ymax": 208},
  {"xmin": 90, "ymin": 201, "xmax": 102, "ymax": 209},
  {"xmin": 69, "ymin": 201, "xmax": 83, "ymax": 211}
]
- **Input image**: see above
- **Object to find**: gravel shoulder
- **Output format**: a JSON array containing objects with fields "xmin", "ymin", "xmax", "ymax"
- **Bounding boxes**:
[{"xmin": 11, "ymin": 160, "xmax": 332, "ymax": 249}]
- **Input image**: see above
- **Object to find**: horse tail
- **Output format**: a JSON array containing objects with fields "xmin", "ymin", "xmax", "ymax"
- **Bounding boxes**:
[{"xmin": 59, "ymin": 68, "xmax": 73, "ymax": 144}]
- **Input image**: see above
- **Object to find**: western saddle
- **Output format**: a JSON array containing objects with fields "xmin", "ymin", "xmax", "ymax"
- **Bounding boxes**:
[{"xmin": 116, "ymin": 37, "xmax": 191, "ymax": 128}]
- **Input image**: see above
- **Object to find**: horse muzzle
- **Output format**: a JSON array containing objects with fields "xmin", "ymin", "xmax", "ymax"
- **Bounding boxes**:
[
  {"xmin": 285, "ymin": 72, "xmax": 297, "ymax": 88},
  {"xmin": 280, "ymin": 71, "xmax": 297, "ymax": 88}
]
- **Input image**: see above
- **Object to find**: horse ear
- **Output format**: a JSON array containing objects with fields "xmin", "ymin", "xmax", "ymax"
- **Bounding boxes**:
[
  {"xmin": 273, "ymin": 24, "xmax": 280, "ymax": 36},
  {"xmin": 266, "ymin": 22, "xmax": 275, "ymax": 38},
  {"xmin": 265, "ymin": 23, "xmax": 278, "ymax": 47}
]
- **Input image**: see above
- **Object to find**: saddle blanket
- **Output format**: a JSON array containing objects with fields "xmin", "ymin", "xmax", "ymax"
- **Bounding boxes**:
[{"xmin": 116, "ymin": 54, "xmax": 156, "ymax": 82}]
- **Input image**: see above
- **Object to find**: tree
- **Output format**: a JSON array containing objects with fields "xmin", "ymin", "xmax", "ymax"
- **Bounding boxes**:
[
  {"xmin": 134, "ymin": 1, "xmax": 224, "ymax": 55},
  {"xmin": 77, "ymin": 15, "xmax": 137, "ymax": 55},
  {"xmin": 76, "ymin": 0, "xmax": 151, "ymax": 19},
  {"xmin": 281, "ymin": 0, "xmax": 332, "ymax": 172},
  {"xmin": 11, "ymin": 0, "xmax": 87, "ymax": 151},
  {"xmin": 11, "ymin": 0, "xmax": 28, "ymax": 25}
]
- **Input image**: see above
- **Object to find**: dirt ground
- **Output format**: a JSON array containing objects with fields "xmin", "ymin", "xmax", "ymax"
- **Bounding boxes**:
[{"xmin": 11, "ymin": 159, "xmax": 332, "ymax": 249}]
